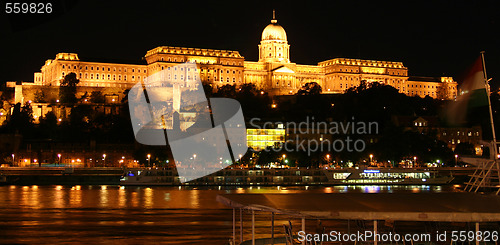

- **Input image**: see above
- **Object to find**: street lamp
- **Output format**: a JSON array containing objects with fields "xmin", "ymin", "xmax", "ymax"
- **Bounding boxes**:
[
  {"xmin": 57, "ymin": 154, "xmax": 61, "ymax": 165},
  {"xmin": 369, "ymin": 154, "xmax": 373, "ymax": 164},
  {"xmin": 147, "ymin": 154, "xmax": 151, "ymax": 167},
  {"xmin": 455, "ymin": 154, "xmax": 458, "ymax": 165},
  {"xmin": 413, "ymin": 156, "xmax": 417, "ymax": 167},
  {"xmin": 326, "ymin": 154, "xmax": 330, "ymax": 163},
  {"xmin": 103, "ymin": 154, "xmax": 106, "ymax": 167}
]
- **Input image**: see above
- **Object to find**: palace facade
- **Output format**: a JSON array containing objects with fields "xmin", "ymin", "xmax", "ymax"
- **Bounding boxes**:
[{"xmin": 22, "ymin": 14, "xmax": 456, "ymax": 100}]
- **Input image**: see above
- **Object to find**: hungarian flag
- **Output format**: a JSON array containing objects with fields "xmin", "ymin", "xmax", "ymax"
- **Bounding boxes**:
[{"xmin": 445, "ymin": 56, "xmax": 489, "ymax": 126}]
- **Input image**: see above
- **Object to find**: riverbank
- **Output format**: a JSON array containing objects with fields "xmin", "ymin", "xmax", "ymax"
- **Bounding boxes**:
[{"xmin": 0, "ymin": 167, "xmax": 475, "ymax": 186}]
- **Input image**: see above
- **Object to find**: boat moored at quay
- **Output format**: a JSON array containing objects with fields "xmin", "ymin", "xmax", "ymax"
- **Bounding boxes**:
[{"xmin": 120, "ymin": 167, "xmax": 454, "ymax": 186}]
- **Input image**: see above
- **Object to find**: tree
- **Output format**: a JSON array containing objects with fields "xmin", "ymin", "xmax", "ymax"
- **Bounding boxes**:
[
  {"xmin": 38, "ymin": 111, "xmax": 58, "ymax": 139},
  {"xmin": 454, "ymin": 142, "xmax": 475, "ymax": 156},
  {"xmin": 436, "ymin": 83, "xmax": 451, "ymax": 100},
  {"xmin": 215, "ymin": 84, "xmax": 237, "ymax": 98},
  {"xmin": 34, "ymin": 90, "xmax": 47, "ymax": 103},
  {"xmin": 238, "ymin": 83, "xmax": 259, "ymax": 96},
  {"xmin": 202, "ymin": 82, "xmax": 214, "ymax": 98},
  {"xmin": 5, "ymin": 102, "xmax": 34, "ymax": 135},
  {"xmin": 59, "ymin": 72, "xmax": 80, "ymax": 103},
  {"xmin": 297, "ymin": 82, "xmax": 322, "ymax": 95},
  {"xmin": 90, "ymin": 91, "xmax": 105, "ymax": 103}
]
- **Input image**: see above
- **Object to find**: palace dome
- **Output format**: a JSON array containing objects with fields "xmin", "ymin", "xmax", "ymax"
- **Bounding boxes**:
[{"xmin": 261, "ymin": 19, "xmax": 287, "ymax": 41}]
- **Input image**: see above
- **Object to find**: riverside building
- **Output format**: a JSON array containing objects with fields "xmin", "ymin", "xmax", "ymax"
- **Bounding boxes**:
[{"xmin": 10, "ymin": 12, "xmax": 457, "ymax": 107}]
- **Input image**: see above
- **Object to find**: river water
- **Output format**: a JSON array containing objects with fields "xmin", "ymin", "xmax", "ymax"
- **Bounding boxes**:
[{"xmin": 0, "ymin": 185, "xmax": 459, "ymax": 244}]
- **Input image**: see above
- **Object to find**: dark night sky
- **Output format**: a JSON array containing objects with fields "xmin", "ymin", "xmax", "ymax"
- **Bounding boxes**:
[{"xmin": 1, "ymin": 0, "xmax": 499, "ymax": 85}]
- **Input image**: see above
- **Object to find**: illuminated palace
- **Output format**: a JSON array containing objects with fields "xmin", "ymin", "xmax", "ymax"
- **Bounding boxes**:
[{"xmin": 24, "ymin": 13, "xmax": 457, "ymax": 100}]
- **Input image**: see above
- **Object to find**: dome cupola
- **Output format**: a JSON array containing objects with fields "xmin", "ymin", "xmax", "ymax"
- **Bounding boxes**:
[
  {"xmin": 261, "ymin": 12, "xmax": 287, "ymax": 41},
  {"xmin": 258, "ymin": 10, "xmax": 290, "ymax": 63}
]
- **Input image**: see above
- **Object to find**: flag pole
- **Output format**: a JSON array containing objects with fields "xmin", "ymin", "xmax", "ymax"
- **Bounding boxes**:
[{"xmin": 480, "ymin": 51, "xmax": 498, "ymax": 160}]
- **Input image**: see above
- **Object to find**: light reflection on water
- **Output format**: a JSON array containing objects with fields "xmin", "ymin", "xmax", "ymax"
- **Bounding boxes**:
[{"xmin": 0, "ymin": 185, "xmax": 460, "ymax": 244}]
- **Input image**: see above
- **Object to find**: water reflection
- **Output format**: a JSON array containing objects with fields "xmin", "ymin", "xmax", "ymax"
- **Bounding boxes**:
[
  {"xmin": 54, "ymin": 185, "xmax": 64, "ymax": 209},
  {"xmin": 99, "ymin": 185, "xmax": 108, "ymax": 207},
  {"xmin": 118, "ymin": 186, "xmax": 126, "ymax": 208},
  {"xmin": 144, "ymin": 187, "xmax": 153, "ymax": 209},
  {"xmin": 0, "ymin": 184, "xmax": 461, "ymax": 244}
]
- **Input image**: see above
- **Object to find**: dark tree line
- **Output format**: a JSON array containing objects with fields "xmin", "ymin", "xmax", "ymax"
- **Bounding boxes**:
[{"xmin": 1, "ymin": 78, "xmax": 495, "ymax": 167}]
